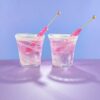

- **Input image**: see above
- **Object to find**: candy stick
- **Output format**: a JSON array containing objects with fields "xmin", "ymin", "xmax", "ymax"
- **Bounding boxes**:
[
  {"xmin": 47, "ymin": 11, "xmax": 61, "ymax": 27},
  {"xmin": 38, "ymin": 10, "xmax": 61, "ymax": 36},
  {"xmin": 56, "ymin": 16, "xmax": 96, "ymax": 52},
  {"xmin": 25, "ymin": 11, "xmax": 61, "ymax": 52},
  {"xmin": 71, "ymin": 15, "xmax": 96, "ymax": 36}
]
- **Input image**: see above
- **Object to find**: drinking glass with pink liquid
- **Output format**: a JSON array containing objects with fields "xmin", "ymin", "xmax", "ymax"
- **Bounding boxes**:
[
  {"xmin": 48, "ymin": 34, "xmax": 78, "ymax": 68},
  {"xmin": 15, "ymin": 34, "xmax": 45, "ymax": 67}
]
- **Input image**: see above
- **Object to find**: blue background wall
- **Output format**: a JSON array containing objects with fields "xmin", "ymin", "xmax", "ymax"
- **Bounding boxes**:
[{"xmin": 0, "ymin": 0, "xmax": 99, "ymax": 60}]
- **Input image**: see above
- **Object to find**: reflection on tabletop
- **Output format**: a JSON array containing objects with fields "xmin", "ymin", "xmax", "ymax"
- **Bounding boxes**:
[
  {"xmin": 0, "ymin": 60, "xmax": 44, "ymax": 85},
  {"xmin": 0, "ymin": 60, "xmax": 100, "ymax": 85}
]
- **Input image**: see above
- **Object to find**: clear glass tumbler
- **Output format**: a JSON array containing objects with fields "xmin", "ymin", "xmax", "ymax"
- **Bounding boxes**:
[
  {"xmin": 15, "ymin": 33, "xmax": 45, "ymax": 67},
  {"xmin": 48, "ymin": 34, "xmax": 78, "ymax": 68}
]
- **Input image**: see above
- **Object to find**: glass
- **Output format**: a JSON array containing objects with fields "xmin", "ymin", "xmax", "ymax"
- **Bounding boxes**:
[
  {"xmin": 15, "ymin": 34, "xmax": 45, "ymax": 67},
  {"xmin": 48, "ymin": 34, "xmax": 78, "ymax": 68}
]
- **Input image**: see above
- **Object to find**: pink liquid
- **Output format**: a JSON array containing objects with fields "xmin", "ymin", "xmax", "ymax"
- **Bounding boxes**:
[
  {"xmin": 17, "ymin": 39, "xmax": 43, "ymax": 66},
  {"xmin": 49, "ymin": 35, "xmax": 78, "ymax": 67}
]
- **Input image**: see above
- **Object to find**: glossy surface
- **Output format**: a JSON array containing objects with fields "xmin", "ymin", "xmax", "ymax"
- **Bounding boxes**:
[{"xmin": 0, "ymin": 60, "xmax": 100, "ymax": 100}]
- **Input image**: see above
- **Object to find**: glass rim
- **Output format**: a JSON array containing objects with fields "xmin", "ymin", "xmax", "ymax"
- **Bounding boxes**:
[
  {"xmin": 48, "ymin": 34, "xmax": 78, "ymax": 39},
  {"xmin": 15, "ymin": 33, "xmax": 45, "ymax": 41}
]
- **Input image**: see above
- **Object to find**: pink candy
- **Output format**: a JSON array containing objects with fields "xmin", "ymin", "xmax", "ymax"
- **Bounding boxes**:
[
  {"xmin": 18, "ymin": 41, "xmax": 34, "ymax": 54},
  {"xmin": 28, "ymin": 26, "xmax": 48, "ymax": 47},
  {"xmin": 71, "ymin": 28, "xmax": 82, "ymax": 36},
  {"xmin": 38, "ymin": 26, "xmax": 48, "ymax": 36}
]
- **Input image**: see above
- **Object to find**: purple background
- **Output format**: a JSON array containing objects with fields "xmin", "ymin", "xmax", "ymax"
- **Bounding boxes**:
[{"xmin": 0, "ymin": 0, "xmax": 99, "ymax": 60}]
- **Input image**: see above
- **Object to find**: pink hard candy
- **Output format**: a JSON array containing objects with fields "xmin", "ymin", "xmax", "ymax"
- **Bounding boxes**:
[{"xmin": 71, "ymin": 28, "xmax": 82, "ymax": 36}]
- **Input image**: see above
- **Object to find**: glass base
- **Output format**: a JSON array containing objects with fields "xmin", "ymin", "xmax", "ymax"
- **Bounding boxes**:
[
  {"xmin": 20, "ymin": 63, "xmax": 40, "ymax": 68},
  {"xmin": 52, "ymin": 63, "xmax": 73, "ymax": 68}
]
